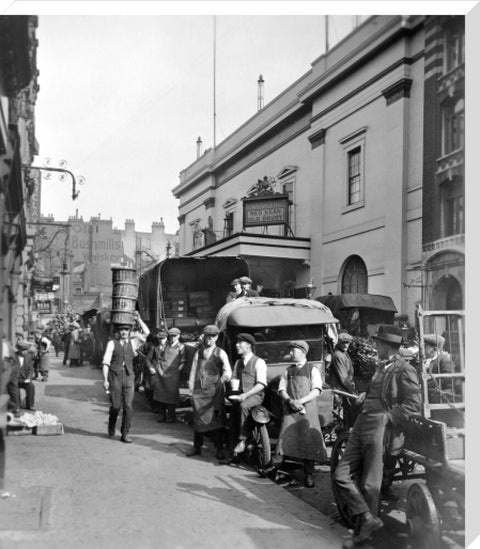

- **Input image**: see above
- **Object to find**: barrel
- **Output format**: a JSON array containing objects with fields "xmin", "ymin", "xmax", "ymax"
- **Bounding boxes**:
[
  {"xmin": 112, "ymin": 282, "xmax": 138, "ymax": 299},
  {"xmin": 110, "ymin": 310, "xmax": 136, "ymax": 325},
  {"xmin": 112, "ymin": 296, "xmax": 137, "ymax": 311},
  {"xmin": 111, "ymin": 267, "xmax": 137, "ymax": 284}
]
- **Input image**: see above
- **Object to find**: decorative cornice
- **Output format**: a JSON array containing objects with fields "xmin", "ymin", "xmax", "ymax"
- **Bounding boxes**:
[
  {"xmin": 308, "ymin": 128, "xmax": 326, "ymax": 149},
  {"xmin": 381, "ymin": 78, "xmax": 413, "ymax": 105},
  {"xmin": 203, "ymin": 197, "xmax": 215, "ymax": 209},
  {"xmin": 177, "ymin": 214, "xmax": 186, "ymax": 224}
]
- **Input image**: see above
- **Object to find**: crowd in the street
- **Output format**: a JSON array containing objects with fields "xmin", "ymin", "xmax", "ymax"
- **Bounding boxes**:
[{"xmin": 1, "ymin": 287, "xmax": 459, "ymax": 547}]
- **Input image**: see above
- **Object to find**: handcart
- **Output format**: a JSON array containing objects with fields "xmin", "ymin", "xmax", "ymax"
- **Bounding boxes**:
[{"xmin": 330, "ymin": 305, "xmax": 465, "ymax": 548}]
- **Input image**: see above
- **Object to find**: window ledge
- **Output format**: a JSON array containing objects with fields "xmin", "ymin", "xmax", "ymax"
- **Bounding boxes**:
[{"xmin": 341, "ymin": 201, "xmax": 365, "ymax": 214}]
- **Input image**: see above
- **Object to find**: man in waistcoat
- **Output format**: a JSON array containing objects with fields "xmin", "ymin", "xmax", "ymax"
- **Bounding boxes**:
[
  {"xmin": 239, "ymin": 276, "xmax": 260, "ymax": 298},
  {"xmin": 187, "ymin": 325, "xmax": 232, "ymax": 459},
  {"xmin": 102, "ymin": 322, "xmax": 143, "ymax": 443},
  {"xmin": 333, "ymin": 325, "xmax": 421, "ymax": 545},
  {"xmin": 273, "ymin": 340, "xmax": 327, "ymax": 487},
  {"xmin": 229, "ymin": 333, "xmax": 267, "ymax": 456}
]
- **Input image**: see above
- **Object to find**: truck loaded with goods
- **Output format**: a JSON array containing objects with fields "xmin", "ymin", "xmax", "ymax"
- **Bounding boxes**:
[{"xmin": 137, "ymin": 256, "xmax": 250, "ymax": 334}]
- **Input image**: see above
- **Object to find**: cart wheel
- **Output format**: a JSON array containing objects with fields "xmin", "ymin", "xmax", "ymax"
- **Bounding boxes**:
[
  {"xmin": 406, "ymin": 483, "xmax": 442, "ymax": 549},
  {"xmin": 330, "ymin": 430, "xmax": 356, "ymax": 529},
  {"xmin": 248, "ymin": 424, "xmax": 271, "ymax": 473}
]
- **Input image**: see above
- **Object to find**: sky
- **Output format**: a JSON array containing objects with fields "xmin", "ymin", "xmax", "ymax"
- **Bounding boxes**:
[
  {"xmin": 32, "ymin": 13, "xmax": 368, "ymax": 234},
  {"xmin": 3, "ymin": 0, "xmax": 472, "ymax": 236}
]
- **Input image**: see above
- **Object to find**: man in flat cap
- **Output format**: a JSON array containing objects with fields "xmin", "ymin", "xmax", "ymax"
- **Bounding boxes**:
[
  {"xmin": 328, "ymin": 332, "xmax": 358, "ymax": 428},
  {"xmin": 273, "ymin": 340, "xmax": 327, "ymax": 487},
  {"xmin": 333, "ymin": 325, "xmax": 421, "ymax": 545},
  {"xmin": 102, "ymin": 313, "xmax": 148, "ymax": 443},
  {"xmin": 226, "ymin": 279, "xmax": 243, "ymax": 303},
  {"xmin": 239, "ymin": 276, "xmax": 260, "ymax": 298},
  {"xmin": 423, "ymin": 333, "xmax": 456, "ymax": 403},
  {"xmin": 7, "ymin": 341, "xmax": 36, "ymax": 413},
  {"xmin": 228, "ymin": 333, "xmax": 267, "ymax": 457},
  {"xmin": 153, "ymin": 327, "xmax": 186, "ymax": 423},
  {"xmin": 187, "ymin": 325, "xmax": 232, "ymax": 459},
  {"xmin": 143, "ymin": 330, "xmax": 167, "ymax": 409}
]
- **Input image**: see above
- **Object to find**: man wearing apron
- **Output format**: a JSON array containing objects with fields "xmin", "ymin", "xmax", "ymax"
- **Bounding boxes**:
[
  {"xmin": 273, "ymin": 340, "xmax": 327, "ymax": 488},
  {"xmin": 187, "ymin": 325, "xmax": 232, "ymax": 459},
  {"xmin": 154, "ymin": 327, "xmax": 186, "ymax": 423}
]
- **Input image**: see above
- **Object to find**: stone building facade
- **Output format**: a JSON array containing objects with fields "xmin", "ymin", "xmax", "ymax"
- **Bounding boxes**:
[{"xmin": 173, "ymin": 15, "xmax": 427, "ymax": 321}]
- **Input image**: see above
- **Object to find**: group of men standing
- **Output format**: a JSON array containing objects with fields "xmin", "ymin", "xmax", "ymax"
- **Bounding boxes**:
[{"xmin": 99, "ymin": 307, "xmax": 455, "ymax": 547}]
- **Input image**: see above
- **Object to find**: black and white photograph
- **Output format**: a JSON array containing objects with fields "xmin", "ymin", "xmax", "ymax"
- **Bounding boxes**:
[{"xmin": 0, "ymin": 2, "xmax": 474, "ymax": 548}]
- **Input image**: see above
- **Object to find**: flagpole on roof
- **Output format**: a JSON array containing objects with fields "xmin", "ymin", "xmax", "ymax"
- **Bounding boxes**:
[{"xmin": 213, "ymin": 15, "xmax": 217, "ymax": 148}]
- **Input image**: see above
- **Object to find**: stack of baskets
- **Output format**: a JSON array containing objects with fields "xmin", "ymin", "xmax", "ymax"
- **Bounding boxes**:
[{"xmin": 110, "ymin": 267, "xmax": 137, "ymax": 326}]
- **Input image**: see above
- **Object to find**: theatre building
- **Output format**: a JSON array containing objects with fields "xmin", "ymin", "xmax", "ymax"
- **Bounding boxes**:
[{"xmin": 173, "ymin": 15, "xmax": 432, "ymax": 320}]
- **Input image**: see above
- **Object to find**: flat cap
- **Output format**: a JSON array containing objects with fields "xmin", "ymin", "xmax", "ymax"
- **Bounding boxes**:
[
  {"xmin": 423, "ymin": 334, "xmax": 445, "ymax": 349},
  {"xmin": 16, "ymin": 341, "xmax": 31, "ymax": 351},
  {"xmin": 115, "ymin": 324, "xmax": 132, "ymax": 330},
  {"xmin": 373, "ymin": 324, "xmax": 403, "ymax": 346},
  {"xmin": 288, "ymin": 340, "xmax": 309, "ymax": 354},
  {"xmin": 337, "ymin": 332, "xmax": 353, "ymax": 343},
  {"xmin": 239, "ymin": 276, "xmax": 252, "ymax": 284},
  {"xmin": 231, "ymin": 278, "xmax": 240, "ymax": 286},
  {"xmin": 168, "ymin": 327, "xmax": 181, "ymax": 336},
  {"xmin": 203, "ymin": 325, "xmax": 219, "ymax": 336},
  {"xmin": 157, "ymin": 330, "xmax": 168, "ymax": 338},
  {"xmin": 236, "ymin": 333, "xmax": 256, "ymax": 346}
]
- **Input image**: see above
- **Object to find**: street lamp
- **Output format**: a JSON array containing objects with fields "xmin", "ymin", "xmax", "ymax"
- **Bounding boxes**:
[
  {"xmin": 23, "ymin": 158, "xmax": 86, "ymax": 200},
  {"xmin": 166, "ymin": 240, "xmax": 172, "ymax": 259}
]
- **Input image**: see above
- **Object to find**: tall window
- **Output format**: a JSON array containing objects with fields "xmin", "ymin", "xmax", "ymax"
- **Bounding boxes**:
[
  {"xmin": 442, "ymin": 178, "xmax": 464, "ymax": 236},
  {"xmin": 341, "ymin": 255, "xmax": 368, "ymax": 294},
  {"xmin": 348, "ymin": 147, "xmax": 362, "ymax": 205},
  {"xmin": 224, "ymin": 211, "xmax": 234, "ymax": 238},
  {"xmin": 442, "ymin": 98, "xmax": 464, "ymax": 155},
  {"xmin": 444, "ymin": 29, "xmax": 465, "ymax": 73},
  {"xmin": 340, "ymin": 129, "xmax": 366, "ymax": 212}
]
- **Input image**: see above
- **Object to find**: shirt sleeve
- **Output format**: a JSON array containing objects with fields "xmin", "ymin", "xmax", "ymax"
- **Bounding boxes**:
[
  {"xmin": 102, "ymin": 340, "xmax": 115, "ymax": 365},
  {"xmin": 255, "ymin": 357, "xmax": 267, "ymax": 386},
  {"xmin": 311, "ymin": 364, "xmax": 323, "ymax": 391},
  {"xmin": 278, "ymin": 369, "xmax": 289, "ymax": 393},
  {"xmin": 188, "ymin": 351, "xmax": 198, "ymax": 389},
  {"xmin": 219, "ymin": 349, "xmax": 232, "ymax": 381}
]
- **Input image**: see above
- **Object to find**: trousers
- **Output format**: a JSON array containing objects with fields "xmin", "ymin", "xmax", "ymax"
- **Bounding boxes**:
[
  {"xmin": 333, "ymin": 411, "xmax": 389, "ymax": 516},
  {"xmin": 229, "ymin": 393, "xmax": 264, "ymax": 443},
  {"xmin": 7, "ymin": 380, "xmax": 35, "ymax": 410},
  {"xmin": 108, "ymin": 368, "xmax": 134, "ymax": 436}
]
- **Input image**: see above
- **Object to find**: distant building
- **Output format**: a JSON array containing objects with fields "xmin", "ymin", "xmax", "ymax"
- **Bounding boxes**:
[
  {"xmin": 34, "ymin": 213, "xmax": 178, "ymax": 313},
  {"xmin": 122, "ymin": 218, "xmax": 179, "ymax": 272}
]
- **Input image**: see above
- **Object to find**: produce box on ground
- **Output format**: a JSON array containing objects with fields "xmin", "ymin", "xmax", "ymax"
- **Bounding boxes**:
[{"xmin": 11, "ymin": 411, "xmax": 64, "ymax": 436}]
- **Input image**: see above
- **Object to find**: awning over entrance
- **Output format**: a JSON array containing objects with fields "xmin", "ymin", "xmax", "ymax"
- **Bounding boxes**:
[{"xmin": 184, "ymin": 232, "xmax": 310, "ymax": 262}]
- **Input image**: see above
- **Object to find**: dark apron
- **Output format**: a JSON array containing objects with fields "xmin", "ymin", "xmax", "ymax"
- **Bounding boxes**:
[
  {"xmin": 276, "ymin": 363, "xmax": 327, "ymax": 462},
  {"xmin": 153, "ymin": 343, "xmax": 183, "ymax": 405},
  {"xmin": 191, "ymin": 347, "xmax": 226, "ymax": 432}
]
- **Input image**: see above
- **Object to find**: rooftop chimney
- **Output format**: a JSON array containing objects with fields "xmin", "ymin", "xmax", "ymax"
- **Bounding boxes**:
[
  {"xmin": 257, "ymin": 74, "xmax": 264, "ymax": 111},
  {"xmin": 196, "ymin": 136, "xmax": 203, "ymax": 159}
]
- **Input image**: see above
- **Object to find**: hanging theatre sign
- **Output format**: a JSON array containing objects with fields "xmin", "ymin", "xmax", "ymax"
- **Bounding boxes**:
[{"xmin": 242, "ymin": 176, "xmax": 290, "ymax": 229}]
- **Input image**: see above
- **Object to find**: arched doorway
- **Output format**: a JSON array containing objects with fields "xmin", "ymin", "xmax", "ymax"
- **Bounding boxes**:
[
  {"xmin": 432, "ymin": 275, "xmax": 463, "ymax": 310},
  {"xmin": 341, "ymin": 255, "xmax": 368, "ymax": 294}
]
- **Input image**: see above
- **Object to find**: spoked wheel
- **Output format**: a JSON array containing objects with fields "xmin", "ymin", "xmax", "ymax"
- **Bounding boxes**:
[
  {"xmin": 406, "ymin": 483, "xmax": 442, "ymax": 549},
  {"xmin": 330, "ymin": 430, "xmax": 356, "ymax": 529},
  {"xmin": 247, "ymin": 424, "xmax": 271, "ymax": 474}
]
